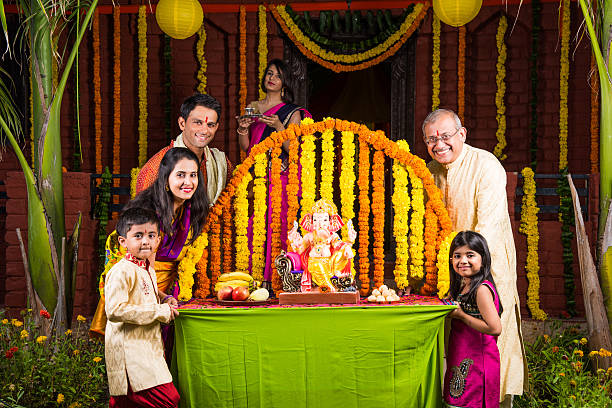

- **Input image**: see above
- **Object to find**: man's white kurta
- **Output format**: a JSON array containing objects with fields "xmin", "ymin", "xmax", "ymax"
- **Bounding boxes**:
[{"xmin": 428, "ymin": 144, "xmax": 527, "ymax": 398}]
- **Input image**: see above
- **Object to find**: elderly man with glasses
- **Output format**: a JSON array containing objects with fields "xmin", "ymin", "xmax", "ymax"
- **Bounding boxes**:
[{"xmin": 423, "ymin": 108, "xmax": 527, "ymax": 408}]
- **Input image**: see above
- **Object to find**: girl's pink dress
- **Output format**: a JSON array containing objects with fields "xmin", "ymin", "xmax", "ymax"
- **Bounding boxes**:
[{"xmin": 443, "ymin": 280, "xmax": 501, "ymax": 408}]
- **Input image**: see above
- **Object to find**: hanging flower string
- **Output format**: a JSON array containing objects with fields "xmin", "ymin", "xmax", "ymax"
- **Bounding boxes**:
[
  {"xmin": 196, "ymin": 23, "xmax": 207, "ymax": 93},
  {"xmin": 286, "ymin": 125, "xmax": 301, "ymax": 229},
  {"xmin": 493, "ymin": 15, "xmax": 507, "ymax": 161},
  {"xmin": 192, "ymin": 119, "xmax": 452, "ymax": 297},
  {"xmin": 590, "ymin": 52, "xmax": 599, "ymax": 174},
  {"xmin": 372, "ymin": 150, "xmax": 386, "ymax": 288},
  {"xmin": 183, "ymin": 232, "xmax": 209, "ymax": 300},
  {"xmin": 559, "ymin": 0, "xmax": 570, "ymax": 172},
  {"xmin": 234, "ymin": 173, "xmax": 251, "ymax": 272},
  {"xmin": 209, "ymin": 210, "xmax": 222, "ymax": 289},
  {"xmin": 239, "ymin": 5, "xmax": 247, "ymax": 113},
  {"xmin": 222, "ymin": 197, "xmax": 234, "ymax": 275},
  {"xmin": 357, "ymin": 138, "xmax": 371, "ymax": 295},
  {"xmin": 320, "ymin": 118, "xmax": 335, "ymax": 202},
  {"xmin": 270, "ymin": 148, "xmax": 284, "ymax": 292},
  {"xmin": 113, "ymin": 6, "xmax": 121, "ymax": 205},
  {"xmin": 392, "ymin": 140, "xmax": 410, "ymax": 290},
  {"xmin": 436, "ymin": 231, "xmax": 457, "ymax": 299},
  {"xmin": 457, "ymin": 25, "xmax": 466, "ymax": 124},
  {"xmin": 93, "ymin": 9, "xmax": 102, "ymax": 175},
  {"xmin": 520, "ymin": 167, "xmax": 547, "ymax": 320},
  {"xmin": 300, "ymin": 120, "xmax": 317, "ymax": 233},
  {"xmin": 258, "ymin": 5, "xmax": 268, "ymax": 100},
  {"xmin": 431, "ymin": 15, "xmax": 441, "ymax": 111},
  {"xmin": 130, "ymin": 167, "xmax": 139, "ymax": 198},
  {"xmin": 339, "ymin": 127, "xmax": 356, "ymax": 241},
  {"xmin": 251, "ymin": 153, "xmax": 268, "ymax": 281},
  {"xmin": 422, "ymin": 201, "xmax": 439, "ymax": 295},
  {"xmin": 137, "ymin": 5, "xmax": 148, "ymax": 167},
  {"xmin": 272, "ymin": 4, "xmax": 429, "ymax": 73}
]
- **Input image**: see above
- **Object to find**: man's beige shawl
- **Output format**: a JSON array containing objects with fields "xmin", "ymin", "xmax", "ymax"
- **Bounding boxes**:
[
  {"xmin": 428, "ymin": 144, "xmax": 527, "ymax": 399},
  {"xmin": 105, "ymin": 258, "xmax": 173, "ymax": 395}
]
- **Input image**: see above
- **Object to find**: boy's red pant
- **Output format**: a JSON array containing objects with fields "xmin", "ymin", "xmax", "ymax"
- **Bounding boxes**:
[{"xmin": 109, "ymin": 381, "xmax": 179, "ymax": 408}]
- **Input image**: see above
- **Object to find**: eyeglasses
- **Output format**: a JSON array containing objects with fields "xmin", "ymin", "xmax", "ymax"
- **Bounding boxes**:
[{"xmin": 424, "ymin": 128, "xmax": 461, "ymax": 146}]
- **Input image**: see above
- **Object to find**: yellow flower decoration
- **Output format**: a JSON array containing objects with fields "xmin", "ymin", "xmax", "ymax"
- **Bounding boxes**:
[
  {"xmin": 457, "ymin": 26, "xmax": 466, "ymax": 124},
  {"xmin": 320, "ymin": 121, "xmax": 335, "ymax": 202},
  {"xmin": 519, "ymin": 167, "xmax": 547, "ymax": 320},
  {"xmin": 234, "ymin": 173, "xmax": 252, "ymax": 272},
  {"xmin": 493, "ymin": 15, "xmax": 508, "ymax": 161},
  {"xmin": 65, "ymin": 329, "xmax": 72, "ymax": 336},
  {"xmin": 437, "ymin": 231, "xmax": 457, "ymax": 299},
  {"xmin": 130, "ymin": 167, "xmax": 139, "ymax": 199},
  {"xmin": 57, "ymin": 394, "xmax": 65, "ymax": 403},
  {"xmin": 73, "ymin": 349, "xmax": 80, "ymax": 356},
  {"xmin": 258, "ymin": 5, "xmax": 268, "ymax": 100},
  {"xmin": 239, "ymin": 5, "xmax": 247, "ymax": 112},
  {"xmin": 176, "ymin": 230, "xmax": 209, "ymax": 301},
  {"xmin": 580, "ymin": 337, "xmax": 588, "ymax": 345},
  {"xmin": 36, "ymin": 335, "xmax": 48, "ymax": 344},
  {"xmin": 574, "ymin": 349, "xmax": 584, "ymax": 357},
  {"xmin": 300, "ymin": 126, "xmax": 317, "ymax": 233},
  {"xmin": 251, "ymin": 153, "xmax": 268, "ymax": 281},
  {"xmin": 2, "ymin": 318, "xmax": 8, "ymax": 324},
  {"xmin": 372, "ymin": 150, "xmax": 386, "ymax": 288},
  {"xmin": 559, "ymin": 0, "xmax": 570, "ymax": 171},
  {"xmin": 137, "ymin": 5, "xmax": 148, "ymax": 167},
  {"xmin": 392, "ymin": 140, "xmax": 410, "ymax": 289},
  {"xmin": 77, "ymin": 315, "xmax": 86, "ymax": 322},
  {"xmin": 20, "ymin": 330, "xmax": 29, "ymax": 339},
  {"xmin": 196, "ymin": 23, "xmax": 207, "ymax": 93},
  {"xmin": 11, "ymin": 319, "xmax": 23, "ymax": 327},
  {"xmin": 339, "ymin": 129, "xmax": 356, "ymax": 242},
  {"xmin": 93, "ymin": 356, "xmax": 102, "ymax": 363},
  {"xmin": 431, "ymin": 16, "xmax": 441, "ymax": 111}
]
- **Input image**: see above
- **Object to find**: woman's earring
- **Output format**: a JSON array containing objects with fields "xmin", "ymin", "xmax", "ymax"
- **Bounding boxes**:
[
  {"xmin": 281, "ymin": 87, "xmax": 285, "ymax": 98},
  {"xmin": 165, "ymin": 184, "xmax": 170, "ymax": 192}
]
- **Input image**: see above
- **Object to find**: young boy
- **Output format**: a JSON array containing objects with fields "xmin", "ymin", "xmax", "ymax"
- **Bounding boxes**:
[{"xmin": 104, "ymin": 207, "xmax": 180, "ymax": 408}]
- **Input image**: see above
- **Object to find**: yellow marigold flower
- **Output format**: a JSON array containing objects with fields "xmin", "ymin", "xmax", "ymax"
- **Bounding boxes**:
[
  {"xmin": 36, "ymin": 335, "xmax": 48, "ymax": 344},
  {"xmin": 73, "ymin": 349, "xmax": 80, "ymax": 355},
  {"xmin": 569, "ymin": 395, "xmax": 576, "ymax": 400},
  {"xmin": 65, "ymin": 329, "xmax": 72, "ymax": 336},
  {"xmin": 93, "ymin": 356, "xmax": 102, "ymax": 363},
  {"xmin": 589, "ymin": 350, "xmax": 600, "ymax": 358},
  {"xmin": 559, "ymin": 372, "xmax": 565, "ymax": 377},
  {"xmin": 543, "ymin": 334, "xmax": 550, "ymax": 342},
  {"xmin": 573, "ymin": 349, "xmax": 584, "ymax": 357},
  {"xmin": 11, "ymin": 319, "xmax": 23, "ymax": 327},
  {"xmin": 20, "ymin": 330, "xmax": 28, "ymax": 339},
  {"xmin": 57, "ymin": 393, "xmax": 65, "ymax": 403},
  {"xmin": 580, "ymin": 337, "xmax": 588, "ymax": 345},
  {"xmin": 69, "ymin": 403, "xmax": 82, "ymax": 408},
  {"xmin": 607, "ymin": 367, "xmax": 612, "ymax": 375},
  {"xmin": 8, "ymin": 384, "xmax": 15, "ymax": 391},
  {"xmin": 570, "ymin": 380, "xmax": 577, "ymax": 387},
  {"xmin": 573, "ymin": 361, "xmax": 583, "ymax": 372},
  {"xmin": 599, "ymin": 348, "xmax": 612, "ymax": 357},
  {"xmin": 1, "ymin": 319, "xmax": 8, "ymax": 324},
  {"xmin": 77, "ymin": 315, "xmax": 86, "ymax": 322}
]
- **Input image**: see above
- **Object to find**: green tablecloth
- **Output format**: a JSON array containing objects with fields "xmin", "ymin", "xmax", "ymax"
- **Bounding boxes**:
[{"xmin": 173, "ymin": 304, "xmax": 454, "ymax": 408}]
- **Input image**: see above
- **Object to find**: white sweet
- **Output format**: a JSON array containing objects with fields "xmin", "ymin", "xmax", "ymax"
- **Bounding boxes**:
[
  {"xmin": 379, "ymin": 285, "xmax": 389, "ymax": 292},
  {"xmin": 381, "ymin": 289, "xmax": 391, "ymax": 297},
  {"xmin": 385, "ymin": 295, "xmax": 395, "ymax": 302},
  {"xmin": 367, "ymin": 295, "xmax": 377, "ymax": 302},
  {"xmin": 372, "ymin": 289, "xmax": 381, "ymax": 296},
  {"xmin": 376, "ymin": 295, "xmax": 385, "ymax": 303}
]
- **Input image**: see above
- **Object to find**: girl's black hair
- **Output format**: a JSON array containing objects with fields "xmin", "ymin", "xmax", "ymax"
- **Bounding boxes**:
[
  {"xmin": 448, "ymin": 230, "xmax": 503, "ymax": 315},
  {"xmin": 260, "ymin": 59, "xmax": 295, "ymax": 104},
  {"xmin": 125, "ymin": 147, "xmax": 209, "ymax": 245}
]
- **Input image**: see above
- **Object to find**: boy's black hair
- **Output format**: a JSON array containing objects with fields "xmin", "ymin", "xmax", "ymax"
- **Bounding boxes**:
[
  {"xmin": 116, "ymin": 207, "xmax": 160, "ymax": 238},
  {"xmin": 448, "ymin": 230, "xmax": 503, "ymax": 316},
  {"xmin": 179, "ymin": 93, "xmax": 222, "ymax": 121}
]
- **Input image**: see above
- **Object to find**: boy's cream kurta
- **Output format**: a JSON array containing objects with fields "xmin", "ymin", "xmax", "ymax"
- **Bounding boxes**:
[
  {"xmin": 428, "ymin": 144, "xmax": 527, "ymax": 399},
  {"xmin": 105, "ymin": 258, "xmax": 173, "ymax": 396}
]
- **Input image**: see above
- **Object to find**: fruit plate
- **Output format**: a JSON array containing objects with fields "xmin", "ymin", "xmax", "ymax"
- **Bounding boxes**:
[{"xmin": 212, "ymin": 299, "xmax": 277, "ymax": 306}]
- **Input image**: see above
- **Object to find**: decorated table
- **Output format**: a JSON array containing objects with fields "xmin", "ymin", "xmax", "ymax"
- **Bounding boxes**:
[{"xmin": 172, "ymin": 295, "xmax": 455, "ymax": 408}]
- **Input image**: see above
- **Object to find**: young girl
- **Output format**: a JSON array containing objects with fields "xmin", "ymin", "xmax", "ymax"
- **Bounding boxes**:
[{"xmin": 443, "ymin": 231, "xmax": 503, "ymax": 408}]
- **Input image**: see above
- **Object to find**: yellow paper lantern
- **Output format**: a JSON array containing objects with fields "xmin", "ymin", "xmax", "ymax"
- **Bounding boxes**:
[
  {"xmin": 433, "ymin": 0, "xmax": 482, "ymax": 27},
  {"xmin": 155, "ymin": 0, "xmax": 204, "ymax": 39}
]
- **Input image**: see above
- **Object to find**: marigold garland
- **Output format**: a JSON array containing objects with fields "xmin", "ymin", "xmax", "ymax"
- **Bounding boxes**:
[
  {"xmin": 222, "ymin": 196, "xmax": 234, "ymax": 275},
  {"xmin": 192, "ymin": 119, "xmax": 452, "ymax": 297},
  {"xmin": 271, "ymin": 4, "xmax": 429, "ymax": 73},
  {"xmin": 251, "ymin": 153, "xmax": 268, "ymax": 281},
  {"xmin": 186, "ymin": 232, "xmax": 209, "ymax": 300},
  {"xmin": 457, "ymin": 25, "xmax": 466, "ymax": 124},
  {"xmin": 270, "ymin": 147, "xmax": 284, "ymax": 292},
  {"xmin": 258, "ymin": 5, "xmax": 268, "ymax": 100},
  {"xmin": 196, "ymin": 23, "xmax": 207, "ymax": 94},
  {"xmin": 137, "ymin": 6, "xmax": 148, "ymax": 167},
  {"xmin": 392, "ymin": 142, "xmax": 410, "ymax": 289},
  {"xmin": 372, "ymin": 150, "xmax": 386, "ymax": 288},
  {"xmin": 590, "ymin": 53, "xmax": 599, "ymax": 174},
  {"xmin": 559, "ymin": 0, "xmax": 570, "ymax": 172},
  {"xmin": 113, "ymin": 6, "xmax": 121, "ymax": 203},
  {"xmin": 436, "ymin": 231, "xmax": 457, "ymax": 299},
  {"xmin": 234, "ymin": 173, "xmax": 251, "ymax": 272},
  {"xmin": 431, "ymin": 15, "xmax": 441, "ymax": 111},
  {"xmin": 300, "ymin": 123, "xmax": 317, "ymax": 233},
  {"xmin": 422, "ymin": 201, "xmax": 438, "ymax": 295},
  {"xmin": 209, "ymin": 210, "xmax": 222, "ymax": 289},
  {"xmin": 286, "ymin": 124, "xmax": 301, "ymax": 229},
  {"xmin": 519, "ymin": 167, "xmax": 547, "ymax": 320},
  {"xmin": 493, "ymin": 15, "xmax": 508, "ymax": 161},
  {"xmin": 130, "ymin": 167, "xmax": 139, "ymax": 198},
  {"xmin": 339, "ymin": 128, "xmax": 356, "ymax": 241},
  {"xmin": 93, "ymin": 9, "xmax": 102, "ymax": 175},
  {"xmin": 320, "ymin": 119, "xmax": 335, "ymax": 202},
  {"xmin": 239, "ymin": 5, "xmax": 247, "ymax": 113},
  {"xmin": 358, "ymin": 138, "xmax": 371, "ymax": 295}
]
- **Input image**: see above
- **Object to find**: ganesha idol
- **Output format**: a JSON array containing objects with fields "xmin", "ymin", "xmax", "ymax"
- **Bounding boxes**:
[{"xmin": 276, "ymin": 199, "xmax": 357, "ymax": 293}]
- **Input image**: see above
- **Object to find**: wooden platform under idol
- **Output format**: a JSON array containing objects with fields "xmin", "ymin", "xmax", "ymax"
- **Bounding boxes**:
[{"xmin": 279, "ymin": 291, "xmax": 360, "ymax": 305}]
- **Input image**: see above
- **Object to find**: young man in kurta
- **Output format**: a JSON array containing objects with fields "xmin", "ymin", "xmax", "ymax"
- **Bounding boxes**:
[
  {"xmin": 422, "ymin": 109, "xmax": 527, "ymax": 407},
  {"xmin": 105, "ymin": 207, "xmax": 180, "ymax": 407},
  {"xmin": 136, "ymin": 93, "xmax": 233, "ymax": 206}
]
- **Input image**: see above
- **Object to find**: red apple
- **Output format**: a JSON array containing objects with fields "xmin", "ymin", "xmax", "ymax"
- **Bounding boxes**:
[
  {"xmin": 217, "ymin": 286, "xmax": 234, "ymax": 300},
  {"xmin": 232, "ymin": 286, "xmax": 250, "ymax": 301}
]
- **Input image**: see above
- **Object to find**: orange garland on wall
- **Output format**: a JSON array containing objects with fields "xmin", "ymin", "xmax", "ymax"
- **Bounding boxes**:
[
  {"xmin": 286, "ymin": 130, "xmax": 300, "ymax": 229},
  {"xmin": 239, "ymin": 5, "xmax": 247, "ymax": 113},
  {"xmin": 270, "ymin": 148, "xmax": 283, "ymax": 292},
  {"xmin": 457, "ymin": 25, "xmax": 466, "ymax": 124},
  {"xmin": 93, "ymin": 9, "xmax": 102, "ymax": 175},
  {"xmin": 357, "ymin": 138, "xmax": 371, "ymax": 295},
  {"xmin": 222, "ymin": 197, "xmax": 234, "ymax": 275},
  {"xmin": 209, "ymin": 210, "xmax": 222, "ymax": 289},
  {"xmin": 112, "ymin": 6, "xmax": 121, "ymax": 203},
  {"xmin": 193, "ymin": 244, "xmax": 210, "ymax": 299},
  {"xmin": 371, "ymin": 150, "xmax": 386, "ymax": 288}
]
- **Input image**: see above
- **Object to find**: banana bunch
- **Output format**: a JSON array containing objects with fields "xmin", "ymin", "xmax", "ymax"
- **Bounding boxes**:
[{"xmin": 214, "ymin": 272, "xmax": 255, "ymax": 293}]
